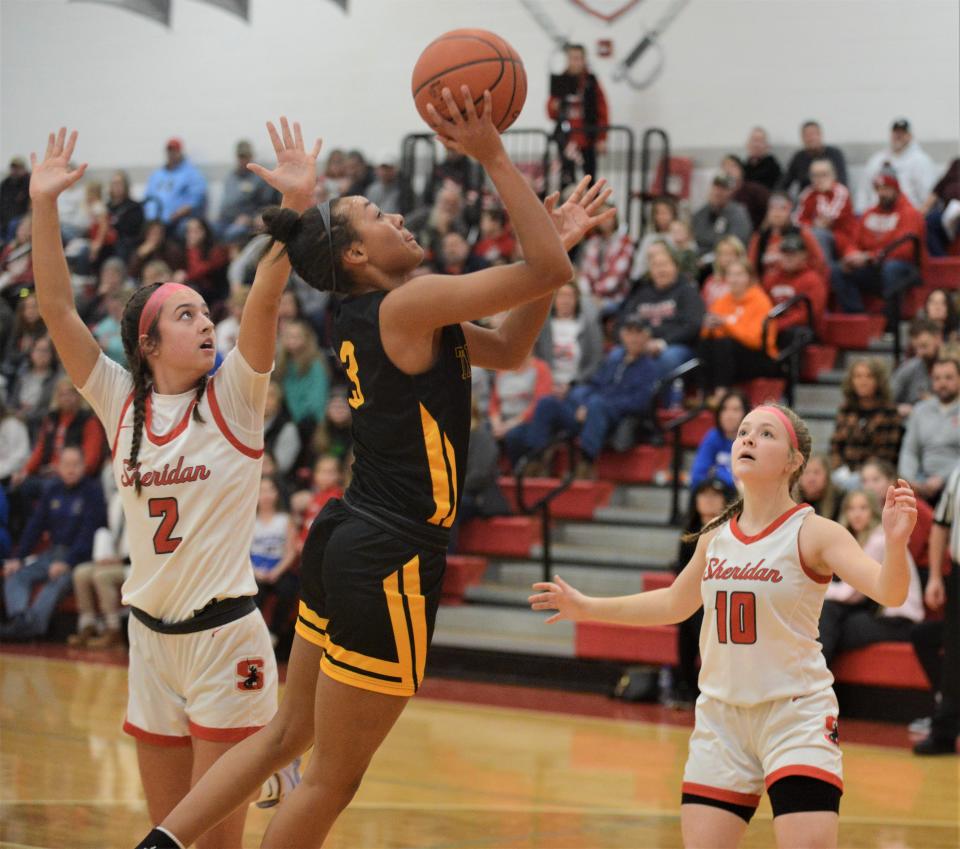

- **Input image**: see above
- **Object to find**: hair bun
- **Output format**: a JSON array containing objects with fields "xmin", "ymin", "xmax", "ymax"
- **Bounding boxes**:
[{"xmin": 262, "ymin": 206, "xmax": 303, "ymax": 245}]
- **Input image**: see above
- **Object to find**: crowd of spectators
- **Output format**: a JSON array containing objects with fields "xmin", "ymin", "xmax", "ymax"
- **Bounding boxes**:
[{"xmin": 0, "ymin": 114, "xmax": 958, "ymax": 749}]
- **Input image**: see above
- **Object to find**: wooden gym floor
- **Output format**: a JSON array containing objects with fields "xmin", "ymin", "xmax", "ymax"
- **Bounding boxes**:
[{"xmin": 1, "ymin": 649, "xmax": 957, "ymax": 849}]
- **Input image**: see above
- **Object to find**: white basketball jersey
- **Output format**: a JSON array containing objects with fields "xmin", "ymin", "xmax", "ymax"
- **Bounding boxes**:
[
  {"xmin": 80, "ymin": 350, "xmax": 268, "ymax": 622},
  {"xmin": 698, "ymin": 504, "xmax": 834, "ymax": 706}
]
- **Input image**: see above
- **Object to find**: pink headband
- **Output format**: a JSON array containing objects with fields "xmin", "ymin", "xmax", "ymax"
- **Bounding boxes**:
[
  {"xmin": 755, "ymin": 405, "xmax": 799, "ymax": 449},
  {"xmin": 138, "ymin": 283, "xmax": 194, "ymax": 341}
]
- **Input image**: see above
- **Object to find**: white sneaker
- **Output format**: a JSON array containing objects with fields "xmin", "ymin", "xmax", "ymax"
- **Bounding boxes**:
[
  {"xmin": 908, "ymin": 716, "xmax": 932, "ymax": 735},
  {"xmin": 256, "ymin": 757, "xmax": 302, "ymax": 809}
]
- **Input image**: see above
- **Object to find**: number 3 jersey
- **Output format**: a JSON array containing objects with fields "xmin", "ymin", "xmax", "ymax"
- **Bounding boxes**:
[
  {"xmin": 332, "ymin": 290, "xmax": 471, "ymax": 551},
  {"xmin": 79, "ymin": 349, "xmax": 268, "ymax": 623},
  {"xmin": 698, "ymin": 503, "xmax": 834, "ymax": 706}
]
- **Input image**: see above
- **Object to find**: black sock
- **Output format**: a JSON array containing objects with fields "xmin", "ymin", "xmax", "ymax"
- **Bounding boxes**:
[{"xmin": 134, "ymin": 827, "xmax": 184, "ymax": 849}]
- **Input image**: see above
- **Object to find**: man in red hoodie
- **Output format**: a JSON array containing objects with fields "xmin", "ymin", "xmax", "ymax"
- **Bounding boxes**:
[
  {"xmin": 830, "ymin": 163, "xmax": 923, "ymax": 327},
  {"xmin": 764, "ymin": 231, "xmax": 828, "ymax": 341},
  {"xmin": 796, "ymin": 157, "xmax": 857, "ymax": 260}
]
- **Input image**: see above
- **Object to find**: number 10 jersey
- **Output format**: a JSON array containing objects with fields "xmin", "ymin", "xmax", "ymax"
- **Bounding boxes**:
[
  {"xmin": 79, "ymin": 349, "xmax": 267, "ymax": 623},
  {"xmin": 698, "ymin": 503, "xmax": 835, "ymax": 706}
]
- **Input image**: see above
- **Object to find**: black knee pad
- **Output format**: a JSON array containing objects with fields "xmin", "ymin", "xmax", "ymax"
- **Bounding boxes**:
[
  {"xmin": 768, "ymin": 775, "xmax": 842, "ymax": 816},
  {"xmin": 681, "ymin": 792, "xmax": 756, "ymax": 823}
]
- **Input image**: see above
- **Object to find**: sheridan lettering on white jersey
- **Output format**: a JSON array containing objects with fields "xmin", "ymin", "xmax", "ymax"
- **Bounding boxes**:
[
  {"xmin": 79, "ymin": 349, "xmax": 269, "ymax": 622},
  {"xmin": 698, "ymin": 503, "xmax": 834, "ymax": 706}
]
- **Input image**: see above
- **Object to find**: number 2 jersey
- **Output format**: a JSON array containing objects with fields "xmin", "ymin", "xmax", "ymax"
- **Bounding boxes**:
[
  {"xmin": 333, "ymin": 290, "xmax": 471, "ymax": 551},
  {"xmin": 79, "ymin": 348, "xmax": 268, "ymax": 622},
  {"xmin": 698, "ymin": 503, "xmax": 835, "ymax": 706}
]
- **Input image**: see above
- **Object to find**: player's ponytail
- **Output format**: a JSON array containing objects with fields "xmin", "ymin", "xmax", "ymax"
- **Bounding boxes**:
[
  {"xmin": 262, "ymin": 200, "xmax": 358, "ymax": 294},
  {"xmin": 681, "ymin": 402, "xmax": 812, "ymax": 544},
  {"xmin": 120, "ymin": 282, "xmax": 208, "ymax": 496}
]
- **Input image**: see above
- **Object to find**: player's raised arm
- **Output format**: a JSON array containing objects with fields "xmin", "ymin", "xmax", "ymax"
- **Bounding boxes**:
[
  {"xmin": 462, "ymin": 176, "xmax": 616, "ymax": 370},
  {"xmin": 380, "ymin": 87, "xmax": 573, "ymax": 337},
  {"xmin": 29, "ymin": 128, "xmax": 100, "ymax": 388},
  {"xmin": 529, "ymin": 530, "xmax": 713, "ymax": 627},
  {"xmin": 237, "ymin": 117, "xmax": 320, "ymax": 373}
]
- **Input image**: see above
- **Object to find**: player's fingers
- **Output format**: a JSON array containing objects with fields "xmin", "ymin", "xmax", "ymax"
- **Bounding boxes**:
[
  {"xmin": 462, "ymin": 86, "xmax": 480, "ymax": 121},
  {"xmin": 568, "ymin": 174, "xmax": 591, "ymax": 204},
  {"xmin": 265, "ymin": 121, "xmax": 283, "ymax": 155},
  {"xmin": 44, "ymin": 132, "xmax": 55, "ymax": 159},
  {"xmin": 54, "ymin": 127, "xmax": 66, "ymax": 157},
  {"xmin": 65, "ymin": 162, "xmax": 88, "ymax": 187},
  {"xmin": 30, "ymin": 152, "xmax": 37, "ymax": 169},
  {"xmin": 586, "ymin": 187, "xmax": 614, "ymax": 216},
  {"xmin": 532, "ymin": 582, "xmax": 559, "ymax": 593},
  {"xmin": 544, "ymin": 191, "xmax": 560, "ymax": 213},
  {"xmin": 279, "ymin": 116, "xmax": 294, "ymax": 149},
  {"xmin": 481, "ymin": 89, "xmax": 493, "ymax": 122},
  {"xmin": 425, "ymin": 103, "xmax": 451, "ymax": 130},
  {"xmin": 246, "ymin": 163, "xmax": 269, "ymax": 180},
  {"xmin": 311, "ymin": 137, "xmax": 324, "ymax": 160},
  {"xmin": 63, "ymin": 130, "xmax": 79, "ymax": 163},
  {"xmin": 293, "ymin": 121, "xmax": 305, "ymax": 150},
  {"xmin": 441, "ymin": 88, "xmax": 464, "ymax": 125},
  {"xmin": 581, "ymin": 176, "xmax": 606, "ymax": 206},
  {"xmin": 544, "ymin": 613, "xmax": 562, "ymax": 625}
]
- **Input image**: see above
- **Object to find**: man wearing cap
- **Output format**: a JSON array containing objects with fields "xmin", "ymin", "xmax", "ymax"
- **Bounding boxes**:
[
  {"xmin": 762, "ymin": 231, "xmax": 828, "ymax": 340},
  {"xmin": 504, "ymin": 316, "xmax": 658, "ymax": 476},
  {"xmin": 217, "ymin": 140, "xmax": 279, "ymax": 243},
  {"xmin": 691, "ymin": 174, "xmax": 753, "ymax": 264},
  {"xmin": 366, "ymin": 153, "xmax": 401, "ymax": 214},
  {"xmin": 0, "ymin": 157, "xmax": 30, "ymax": 239},
  {"xmin": 858, "ymin": 119, "xmax": 937, "ymax": 212},
  {"xmin": 830, "ymin": 164, "xmax": 923, "ymax": 327},
  {"xmin": 144, "ymin": 138, "xmax": 207, "ymax": 232},
  {"xmin": 780, "ymin": 120, "xmax": 849, "ymax": 196}
]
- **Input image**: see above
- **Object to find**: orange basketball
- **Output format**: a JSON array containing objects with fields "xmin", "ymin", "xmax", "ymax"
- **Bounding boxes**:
[{"xmin": 412, "ymin": 29, "xmax": 527, "ymax": 133}]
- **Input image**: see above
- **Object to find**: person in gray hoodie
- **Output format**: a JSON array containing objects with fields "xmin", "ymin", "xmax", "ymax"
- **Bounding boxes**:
[{"xmin": 899, "ymin": 356, "xmax": 960, "ymax": 503}]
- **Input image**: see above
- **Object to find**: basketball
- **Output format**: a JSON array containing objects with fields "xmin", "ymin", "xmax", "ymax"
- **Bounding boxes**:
[{"xmin": 411, "ymin": 28, "xmax": 527, "ymax": 133}]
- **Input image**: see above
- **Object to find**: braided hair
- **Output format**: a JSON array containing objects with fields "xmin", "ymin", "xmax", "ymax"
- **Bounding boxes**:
[
  {"xmin": 119, "ymin": 283, "xmax": 208, "ymax": 495},
  {"xmin": 683, "ymin": 403, "xmax": 812, "ymax": 544},
  {"xmin": 261, "ymin": 200, "xmax": 359, "ymax": 294}
]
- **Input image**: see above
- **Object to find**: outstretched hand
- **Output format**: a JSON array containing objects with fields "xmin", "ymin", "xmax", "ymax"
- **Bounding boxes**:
[
  {"xmin": 544, "ymin": 175, "xmax": 616, "ymax": 251},
  {"xmin": 882, "ymin": 478, "xmax": 918, "ymax": 545},
  {"xmin": 426, "ymin": 87, "xmax": 505, "ymax": 165},
  {"xmin": 30, "ymin": 128, "xmax": 88, "ymax": 202},
  {"xmin": 528, "ymin": 575, "xmax": 590, "ymax": 624},
  {"xmin": 247, "ymin": 117, "xmax": 321, "ymax": 203}
]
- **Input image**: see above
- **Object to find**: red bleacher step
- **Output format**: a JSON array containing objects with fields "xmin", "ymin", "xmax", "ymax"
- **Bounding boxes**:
[
  {"xmin": 576, "ymin": 622, "xmax": 679, "ymax": 665},
  {"xmin": 831, "ymin": 642, "xmax": 928, "ymax": 690},
  {"xmin": 441, "ymin": 555, "xmax": 489, "ymax": 604},
  {"xmin": 738, "ymin": 378, "xmax": 786, "ymax": 407},
  {"xmin": 498, "ymin": 478, "xmax": 614, "ymax": 520},
  {"xmin": 657, "ymin": 410, "xmax": 715, "ymax": 449},
  {"xmin": 925, "ymin": 256, "xmax": 960, "ymax": 287},
  {"xmin": 801, "ymin": 344, "xmax": 838, "ymax": 382},
  {"xmin": 456, "ymin": 516, "xmax": 538, "ymax": 558},
  {"xmin": 597, "ymin": 445, "xmax": 671, "ymax": 484},
  {"xmin": 821, "ymin": 313, "xmax": 886, "ymax": 349}
]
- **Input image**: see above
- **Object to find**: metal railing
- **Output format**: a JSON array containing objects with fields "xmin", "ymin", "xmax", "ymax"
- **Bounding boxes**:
[
  {"xmin": 513, "ymin": 436, "xmax": 581, "ymax": 584},
  {"xmin": 764, "ymin": 294, "xmax": 815, "ymax": 408}
]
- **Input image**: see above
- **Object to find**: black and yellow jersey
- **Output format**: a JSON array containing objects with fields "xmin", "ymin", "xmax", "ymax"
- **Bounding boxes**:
[{"xmin": 333, "ymin": 290, "xmax": 471, "ymax": 551}]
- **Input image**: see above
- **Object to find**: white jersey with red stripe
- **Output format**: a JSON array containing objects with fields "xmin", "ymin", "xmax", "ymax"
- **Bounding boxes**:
[
  {"xmin": 79, "ymin": 348, "xmax": 269, "ymax": 622},
  {"xmin": 698, "ymin": 503, "xmax": 834, "ymax": 706}
]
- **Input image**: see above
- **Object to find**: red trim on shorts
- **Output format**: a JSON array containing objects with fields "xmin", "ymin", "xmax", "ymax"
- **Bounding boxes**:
[
  {"xmin": 765, "ymin": 765, "xmax": 844, "ymax": 792},
  {"xmin": 111, "ymin": 391, "xmax": 135, "ymax": 456},
  {"xmin": 122, "ymin": 719, "xmax": 191, "ymax": 747},
  {"xmin": 797, "ymin": 536, "xmax": 831, "ymax": 584},
  {"xmin": 730, "ymin": 503, "xmax": 810, "ymax": 545},
  {"xmin": 681, "ymin": 781, "xmax": 761, "ymax": 807},
  {"xmin": 145, "ymin": 393, "xmax": 197, "ymax": 446},
  {"xmin": 206, "ymin": 378, "xmax": 264, "ymax": 459},
  {"xmin": 188, "ymin": 720, "xmax": 263, "ymax": 742}
]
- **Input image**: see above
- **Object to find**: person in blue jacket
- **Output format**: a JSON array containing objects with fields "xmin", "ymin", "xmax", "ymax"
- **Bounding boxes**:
[
  {"xmin": 505, "ymin": 315, "xmax": 659, "ymax": 469},
  {"xmin": 143, "ymin": 138, "xmax": 207, "ymax": 234},
  {"xmin": 1, "ymin": 446, "xmax": 106, "ymax": 641},
  {"xmin": 688, "ymin": 390, "xmax": 750, "ymax": 490}
]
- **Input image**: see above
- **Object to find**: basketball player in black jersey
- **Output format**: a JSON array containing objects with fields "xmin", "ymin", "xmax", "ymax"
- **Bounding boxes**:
[{"xmin": 137, "ymin": 87, "xmax": 615, "ymax": 849}]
